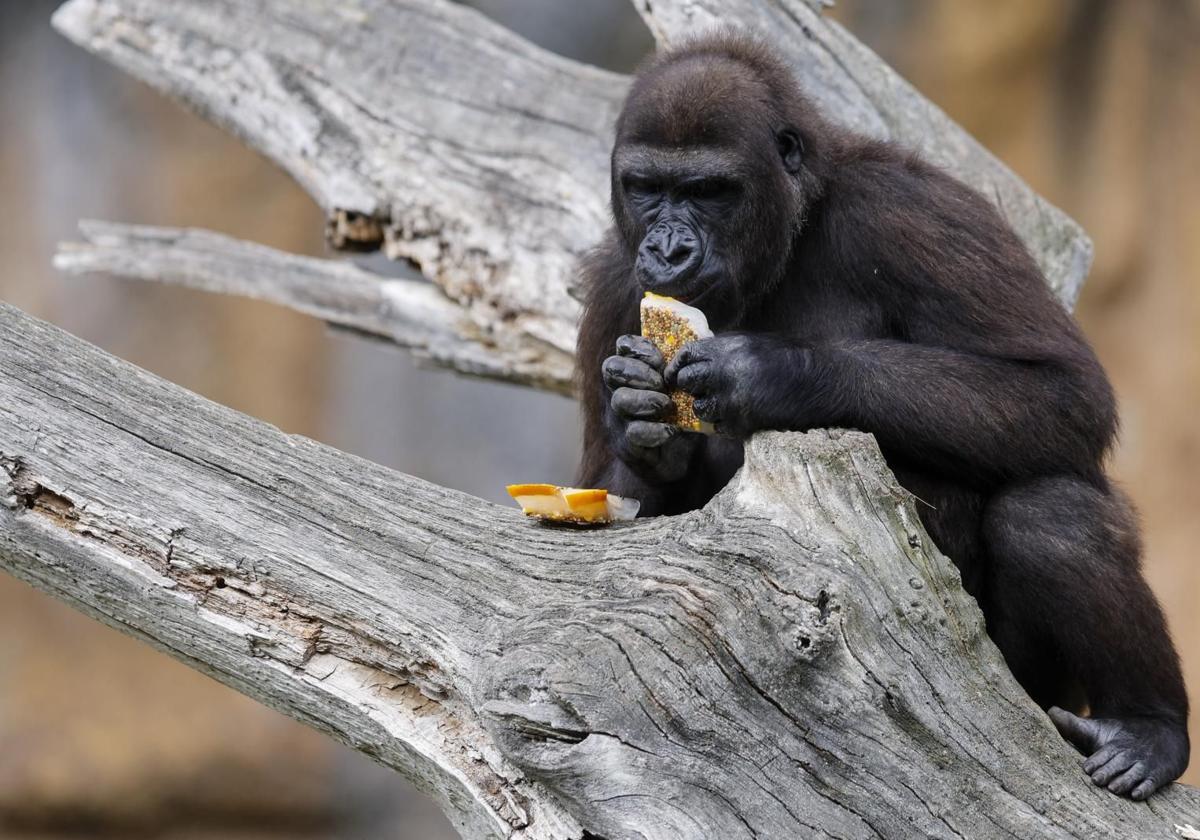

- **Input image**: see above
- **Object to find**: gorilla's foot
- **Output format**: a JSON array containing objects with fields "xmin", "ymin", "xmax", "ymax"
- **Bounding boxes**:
[{"xmin": 1049, "ymin": 707, "xmax": 1189, "ymax": 800}]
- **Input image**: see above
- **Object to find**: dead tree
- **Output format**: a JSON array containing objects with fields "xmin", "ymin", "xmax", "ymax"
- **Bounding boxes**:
[{"xmin": 1, "ymin": 0, "xmax": 1196, "ymax": 837}]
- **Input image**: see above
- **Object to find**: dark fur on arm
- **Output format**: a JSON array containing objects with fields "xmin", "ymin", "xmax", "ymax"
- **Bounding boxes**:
[{"xmin": 750, "ymin": 152, "xmax": 1117, "ymax": 486}]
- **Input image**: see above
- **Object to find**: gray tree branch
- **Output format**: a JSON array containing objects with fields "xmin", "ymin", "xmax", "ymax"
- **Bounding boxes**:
[
  {"xmin": 54, "ymin": 220, "xmax": 575, "ymax": 393},
  {"xmin": 52, "ymin": 0, "xmax": 1089, "ymax": 392},
  {"xmin": 3, "ymin": 302, "xmax": 1196, "ymax": 839}
]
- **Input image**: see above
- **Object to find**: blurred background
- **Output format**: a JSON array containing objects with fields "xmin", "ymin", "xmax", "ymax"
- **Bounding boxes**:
[{"xmin": 0, "ymin": 0, "xmax": 1197, "ymax": 836}]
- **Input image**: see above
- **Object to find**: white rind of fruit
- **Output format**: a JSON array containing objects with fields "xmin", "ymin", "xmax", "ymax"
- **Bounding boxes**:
[
  {"xmin": 639, "ymin": 292, "xmax": 713, "ymax": 340},
  {"xmin": 603, "ymin": 494, "xmax": 641, "ymax": 521}
]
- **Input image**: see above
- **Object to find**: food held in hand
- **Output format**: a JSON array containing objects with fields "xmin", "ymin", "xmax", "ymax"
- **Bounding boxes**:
[
  {"xmin": 639, "ymin": 292, "xmax": 714, "ymax": 432},
  {"xmin": 506, "ymin": 484, "xmax": 640, "ymax": 524}
]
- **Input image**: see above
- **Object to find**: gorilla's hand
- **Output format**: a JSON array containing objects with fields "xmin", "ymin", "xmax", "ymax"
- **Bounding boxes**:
[
  {"xmin": 602, "ymin": 335, "xmax": 700, "ymax": 483},
  {"xmin": 665, "ymin": 333, "xmax": 813, "ymax": 437}
]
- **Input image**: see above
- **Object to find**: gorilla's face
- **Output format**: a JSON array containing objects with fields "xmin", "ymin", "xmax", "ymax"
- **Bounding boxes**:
[
  {"xmin": 616, "ymin": 148, "xmax": 745, "ymax": 305},
  {"xmin": 610, "ymin": 57, "xmax": 811, "ymax": 324},
  {"xmin": 613, "ymin": 134, "xmax": 805, "ymax": 322}
]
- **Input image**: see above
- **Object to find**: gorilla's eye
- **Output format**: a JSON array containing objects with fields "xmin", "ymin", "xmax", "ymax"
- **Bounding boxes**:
[
  {"xmin": 623, "ymin": 175, "xmax": 661, "ymax": 199},
  {"xmin": 684, "ymin": 177, "xmax": 739, "ymax": 202}
]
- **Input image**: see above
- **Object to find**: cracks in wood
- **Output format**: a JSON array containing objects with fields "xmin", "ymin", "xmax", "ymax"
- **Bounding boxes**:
[
  {"xmin": 167, "ymin": 566, "xmax": 456, "ymax": 710},
  {"xmin": 3, "ymin": 452, "xmax": 182, "ymax": 576},
  {"xmin": 164, "ymin": 526, "xmax": 183, "ymax": 565},
  {"xmin": 479, "ymin": 549, "xmax": 880, "ymax": 834},
  {"xmin": 3, "ymin": 454, "xmax": 75, "ymax": 519},
  {"xmin": 791, "ymin": 587, "xmax": 834, "ymax": 662},
  {"xmin": 3, "ymin": 455, "xmax": 456, "ymax": 705},
  {"xmin": 484, "ymin": 699, "xmax": 590, "ymax": 746},
  {"xmin": 3, "ymin": 454, "xmax": 545, "ymax": 835},
  {"xmin": 379, "ymin": 203, "xmax": 506, "ymax": 309},
  {"xmin": 301, "ymin": 654, "xmax": 539, "ymax": 834}
]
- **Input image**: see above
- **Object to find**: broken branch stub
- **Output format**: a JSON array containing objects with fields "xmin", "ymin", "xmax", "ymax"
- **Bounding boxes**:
[{"xmin": 53, "ymin": 221, "xmax": 576, "ymax": 393}]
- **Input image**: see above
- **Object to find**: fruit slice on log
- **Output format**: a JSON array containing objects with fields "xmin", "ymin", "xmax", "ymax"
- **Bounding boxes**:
[
  {"xmin": 506, "ymin": 484, "xmax": 640, "ymax": 524},
  {"xmin": 639, "ymin": 292, "xmax": 714, "ymax": 433}
]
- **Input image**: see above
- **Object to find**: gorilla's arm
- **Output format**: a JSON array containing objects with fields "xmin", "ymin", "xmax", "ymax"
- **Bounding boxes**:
[
  {"xmin": 665, "ymin": 334, "xmax": 1109, "ymax": 484},
  {"xmin": 807, "ymin": 338, "xmax": 1111, "ymax": 484}
]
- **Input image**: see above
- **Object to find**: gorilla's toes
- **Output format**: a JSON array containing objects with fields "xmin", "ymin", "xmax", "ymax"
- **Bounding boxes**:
[{"xmin": 1050, "ymin": 707, "xmax": 1187, "ymax": 800}]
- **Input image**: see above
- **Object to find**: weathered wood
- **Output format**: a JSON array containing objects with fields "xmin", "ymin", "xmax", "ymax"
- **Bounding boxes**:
[
  {"xmin": 2, "ymin": 302, "xmax": 1196, "ymax": 838},
  {"xmin": 52, "ymin": 0, "xmax": 622, "ymax": 378},
  {"xmin": 53, "ymin": 221, "xmax": 574, "ymax": 393},
  {"xmin": 52, "ymin": 0, "xmax": 1091, "ymax": 392}
]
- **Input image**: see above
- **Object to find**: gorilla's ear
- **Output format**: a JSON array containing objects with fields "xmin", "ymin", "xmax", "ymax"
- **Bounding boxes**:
[{"xmin": 777, "ymin": 129, "xmax": 805, "ymax": 174}]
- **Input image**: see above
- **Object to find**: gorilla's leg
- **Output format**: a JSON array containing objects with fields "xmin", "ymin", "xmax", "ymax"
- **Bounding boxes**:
[{"xmin": 981, "ymin": 476, "xmax": 1189, "ymax": 800}]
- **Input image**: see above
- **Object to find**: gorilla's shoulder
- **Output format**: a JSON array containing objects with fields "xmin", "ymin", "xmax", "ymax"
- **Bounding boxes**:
[
  {"xmin": 827, "ymin": 140, "xmax": 990, "ymax": 216},
  {"xmin": 822, "ymin": 139, "xmax": 1016, "ymax": 254}
]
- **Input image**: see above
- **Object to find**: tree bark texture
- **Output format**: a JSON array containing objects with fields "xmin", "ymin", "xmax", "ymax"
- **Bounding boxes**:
[{"xmin": 3, "ymin": 304, "xmax": 1197, "ymax": 838}]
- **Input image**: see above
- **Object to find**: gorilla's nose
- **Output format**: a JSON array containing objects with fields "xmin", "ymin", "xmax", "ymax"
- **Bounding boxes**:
[
  {"xmin": 659, "ymin": 231, "xmax": 694, "ymax": 264},
  {"xmin": 645, "ymin": 224, "xmax": 696, "ymax": 265},
  {"xmin": 638, "ymin": 220, "xmax": 702, "ymax": 289}
]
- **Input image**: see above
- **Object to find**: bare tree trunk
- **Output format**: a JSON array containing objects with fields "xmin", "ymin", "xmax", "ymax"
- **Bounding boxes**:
[
  {"xmin": 0, "ymin": 0, "xmax": 1191, "ymax": 837},
  {"xmin": 3, "ymin": 303, "xmax": 1196, "ymax": 838}
]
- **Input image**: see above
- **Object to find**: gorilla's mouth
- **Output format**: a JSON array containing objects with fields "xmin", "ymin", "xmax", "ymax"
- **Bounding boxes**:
[
  {"xmin": 637, "ymin": 268, "xmax": 700, "ymax": 300},
  {"xmin": 669, "ymin": 272, "xmax": 725, "ymax": 311},
  {"xmin": 637, "ymin": 272, "xmax": 705, "ymax": 305}
]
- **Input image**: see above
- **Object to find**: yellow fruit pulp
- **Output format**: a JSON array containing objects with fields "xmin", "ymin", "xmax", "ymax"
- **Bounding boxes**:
[{"xmin": 562, "ymin": 488, "xmax": 609, "ymax": 520}]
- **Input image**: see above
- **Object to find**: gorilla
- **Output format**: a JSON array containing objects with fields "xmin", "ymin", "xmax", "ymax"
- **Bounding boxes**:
[{"xmin": 575, "ymin": 33, "xmax": 1188, "ymax": 799}]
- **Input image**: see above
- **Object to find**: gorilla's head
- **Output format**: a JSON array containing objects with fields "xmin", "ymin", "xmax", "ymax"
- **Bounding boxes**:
[{"xmin": 611, "ymin": 33, "xmax": 832, "ymax": 325}]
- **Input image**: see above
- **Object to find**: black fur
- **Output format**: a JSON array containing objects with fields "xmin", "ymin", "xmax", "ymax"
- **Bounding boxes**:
[{"xmin": 576, "ymin": 33, "xmax": 1189, "ymax": 799}]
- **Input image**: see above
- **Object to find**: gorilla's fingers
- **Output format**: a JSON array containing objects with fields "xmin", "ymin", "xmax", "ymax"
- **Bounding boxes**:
[
  {"xmin": 1106, "ymin": 762, "xmax": 1147, "ymax": 796},
  {"xmin": 673, "ymin": 361, "xmax": 715, "ymax": 396},
  {"xmin": 626, "ymin": 421, "xmax": 677, "ymax": 449},
  {"xmin": 1049, "ymin": 707, "xmax": 1101, "ymax": 753},
  {"xmin": 616, "ymin": 335, "xmax": 665, "ymax": 371},
  {"xmin": 603, "ymin": 355, "xmax": 665, "ymax": 392},
  {"xmin": 1082, "ymin": 744, "xmax": 1119, "ymax": 775},
  {"xmin": 1131, "ymin": 778, "xmax": 1158, "ymax": 801},
  {"xmin": 1090, "ymin": 751, "xmax": 1135, "ymax": 786},
  {"xmin": 612, "ymin": 387, "xmax": 672, "ymax": 420},
  {"xmin": 663, "ymin": 342, "xmax": 711, "ymax": 386}
]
